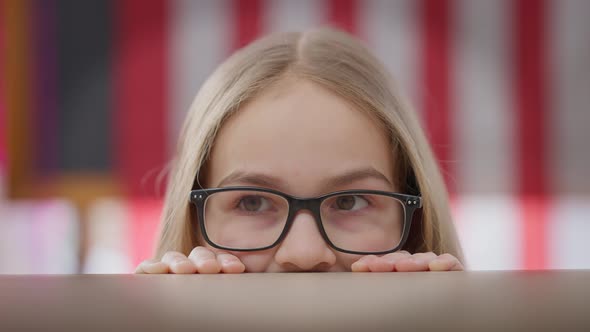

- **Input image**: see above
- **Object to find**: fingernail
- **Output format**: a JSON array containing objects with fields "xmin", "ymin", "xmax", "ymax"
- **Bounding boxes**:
[
  {"xmin": 171, "ymin": 260, "xmax": 186, "ymax": 268},
  {"xmin": 221, "ymin": 258, "xmax": 235, "ymax": 265}
]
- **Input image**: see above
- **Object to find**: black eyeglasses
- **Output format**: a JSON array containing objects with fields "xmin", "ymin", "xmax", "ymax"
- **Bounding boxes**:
[{"xmin": 189, "ymin": 187, "xmax": 422, "ymax": 255}]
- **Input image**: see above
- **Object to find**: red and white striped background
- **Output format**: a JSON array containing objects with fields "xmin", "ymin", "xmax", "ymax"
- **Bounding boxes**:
[
  {"xmin": 1, "ymin": 0, "xmax": 589, "ymax": 273},
  {"xmin": 163, "ymin": 0, "xmax": 590, "ymax": 271}
]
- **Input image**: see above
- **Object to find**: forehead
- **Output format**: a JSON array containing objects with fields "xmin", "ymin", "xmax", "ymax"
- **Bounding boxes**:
[{"xmin": 205, "ymin": 77, "xmax": 395, "ymax": 194}]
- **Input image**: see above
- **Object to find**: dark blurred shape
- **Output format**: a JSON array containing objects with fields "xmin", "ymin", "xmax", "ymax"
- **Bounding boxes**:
[{"xmin": 57, "ymin": 0, "xmax": 112, "ymax": 172}]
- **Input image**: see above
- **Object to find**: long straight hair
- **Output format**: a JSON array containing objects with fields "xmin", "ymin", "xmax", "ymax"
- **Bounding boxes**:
[{"xmin": 155, "ymin": 28, "xmax": 464, "ymax": 263}]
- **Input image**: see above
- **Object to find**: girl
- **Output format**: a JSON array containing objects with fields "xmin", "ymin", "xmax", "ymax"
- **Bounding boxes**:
[{"xmin": 136, "ymin": 28, "xmax": 464, "ymax": 274}]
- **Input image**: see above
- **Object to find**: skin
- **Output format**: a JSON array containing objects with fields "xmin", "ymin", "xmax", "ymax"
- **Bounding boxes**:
[{"xmin": 136, "ymin": 76, "xmax": 463, "ymax": 274}]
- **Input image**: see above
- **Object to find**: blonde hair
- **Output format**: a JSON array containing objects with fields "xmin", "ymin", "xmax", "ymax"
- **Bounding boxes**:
[{"xmin": 155, "ymin": 28, "xmax": 464, "ymax": 263}]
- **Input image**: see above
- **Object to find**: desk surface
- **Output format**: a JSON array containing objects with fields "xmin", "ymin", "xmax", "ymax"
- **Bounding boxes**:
[{"xmin": 1, "ymin": 271, "xmax": 589, "ymax": 331}]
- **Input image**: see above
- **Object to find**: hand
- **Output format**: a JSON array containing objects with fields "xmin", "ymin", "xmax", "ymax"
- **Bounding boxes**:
[
  {"xmin": 135, "ymin": 246, "xmax": 246, "ymax": 274},
  {"xmin": 350, "ymin": 251, "xmax": 464, "ymax": 272}
]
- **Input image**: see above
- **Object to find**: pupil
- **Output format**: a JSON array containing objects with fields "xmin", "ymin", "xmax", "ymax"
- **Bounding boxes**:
[
  {"xmin": 336, "ymin": 196, "xmax": 355, "ymax": 210},
  {"xmin": 244, "ymin": 197, "xmax": 262, "ymax": 211}
]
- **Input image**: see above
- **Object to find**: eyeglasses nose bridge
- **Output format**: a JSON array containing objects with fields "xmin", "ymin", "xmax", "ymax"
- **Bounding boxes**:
[
  {"xmin": 287, "ymin": 197, "xmax": 322, "ymax": 217},
  {"xmin": 280, "ymin": 198, "xmax": 325, "ymax": 247},
  {"xmin": 283, "ymin": 198, "xmax": 325, "ymax": 234}
]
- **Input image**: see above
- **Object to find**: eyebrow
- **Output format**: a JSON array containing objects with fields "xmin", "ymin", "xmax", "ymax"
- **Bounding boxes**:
[
  {"xmin": 323, "ymin": 168, "xmax": 394, "ymax": 190},
  {"xmin": 216, "ymin": 167, "xmax": 394, "ymax": 192},
  {"xmin": 217, "ymin": 171, "xmax": 286, "ymax": 189}
]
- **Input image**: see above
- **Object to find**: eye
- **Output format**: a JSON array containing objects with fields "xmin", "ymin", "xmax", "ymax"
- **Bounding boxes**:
[
  {"xmin": 334, "ymin": 195, "xmax": 369, "ymax": 211},
  {"xmin": 238, "ymin": 195, "xmax": 272, "ymax": 212}
]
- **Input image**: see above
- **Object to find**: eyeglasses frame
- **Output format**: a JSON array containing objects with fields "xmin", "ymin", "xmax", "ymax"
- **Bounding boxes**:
[{"xmin": 189, "ymin": 186, "xmax": 422, "ymax": 255}]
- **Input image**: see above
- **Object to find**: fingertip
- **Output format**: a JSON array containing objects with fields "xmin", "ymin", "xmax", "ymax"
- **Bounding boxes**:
[
  {"xmin": 141, "ymin": 261, "xmax": 170, "ymax": 274},
  {"xmin": 196, "ymin": 259, "xmax": 222, "ymax": 274},
  {"xmin": 134, "ymin": 265, "xmax": 145, "ymax": 274},
  {"xmin": 440, "ymin": 254, "xmax": 465, "ymax": 271},
  {"xmin": 351, "ymin": 261, "xmax": 370, "ymax": 272},
  {"xmin": 352, "ymin": 255, "xmax": 379, "ymax": 272},
  {"xmin": 222, "ymin": 261, "xmax": 246, "ymax": 274},
  {"xmin": 394, "ymin": 257, "xmax": 429, "ymax": 272},
  {"xmin": 428, "ymin": 258, "xmax": 452, "ymax": 271},
  {"xmin": 189, "ymin": 246, "xmax": 211, "ymax": 257},
  {"xmin": 170, "ymin": 259, "xmax": 198, "ymax": 274},
  {"xmin": 428, "ymin": 256, "xmax": 464, "ymax": 272},
  {"xmin": 367, "ymin": 257, "xmax": 395, "ymax": 272},
  {"xmin": 135, "ymin": 260, "xmax": 156, "ymax": 274},
  {"xmin": 217, "ymin": 254, "xmax": 245, "ymax": 273}
]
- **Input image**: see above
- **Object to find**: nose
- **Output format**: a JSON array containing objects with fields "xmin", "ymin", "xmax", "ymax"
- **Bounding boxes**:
[{"xmin": 274, "ymin": 211, "xmax": 337, "ymax": 271}]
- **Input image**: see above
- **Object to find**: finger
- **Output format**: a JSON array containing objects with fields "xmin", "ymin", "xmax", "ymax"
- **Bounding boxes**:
[
  {"xmin": 188, "ymin": 247, "xmax": 221, "ymax": 274},
  {"xmin": 135, "ymin": 260, "xmax": 150, "ymax": 274},
  {"xmin": 350, "ymin": 251, "xmax": 411, "ymax": 272},
  {"xmin": 161, "ymin": 251, "xmax": 197, "ymax": 274},
  {"xmin": 216, "ymin": 253, "xmax": 246, "ymax": 274},
  {"xmin": 351, "ymin": 255, "xmax": 377, "ymax": 272},
  {"xmin": 428, "ymin": 253, "xmax": 465, "ymax": 271},
  {"xmin": 367, "ymin": 251, "xmax": 411, "ymax": 272},
  {"xmin": 136, "ymin": 259, "xmax": 170, "ymax": 274},
  {"xmin": 394, "ymin": 252, "xmax": 437, "ymax": 272}
]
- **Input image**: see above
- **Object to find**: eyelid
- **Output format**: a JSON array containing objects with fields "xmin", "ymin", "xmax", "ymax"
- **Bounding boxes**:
[
  {"xmin": 237, "ymin": 194, "xmax": 283, "ymax": 210},
  {"xmin": 337, "ymin": 194, "xmax": 374, "ymax": 207}
]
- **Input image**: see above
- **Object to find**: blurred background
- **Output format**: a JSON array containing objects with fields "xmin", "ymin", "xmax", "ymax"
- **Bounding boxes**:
[{"xmin": 1, "ymin": 0, "xmax": 589, "ymax": 273}]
